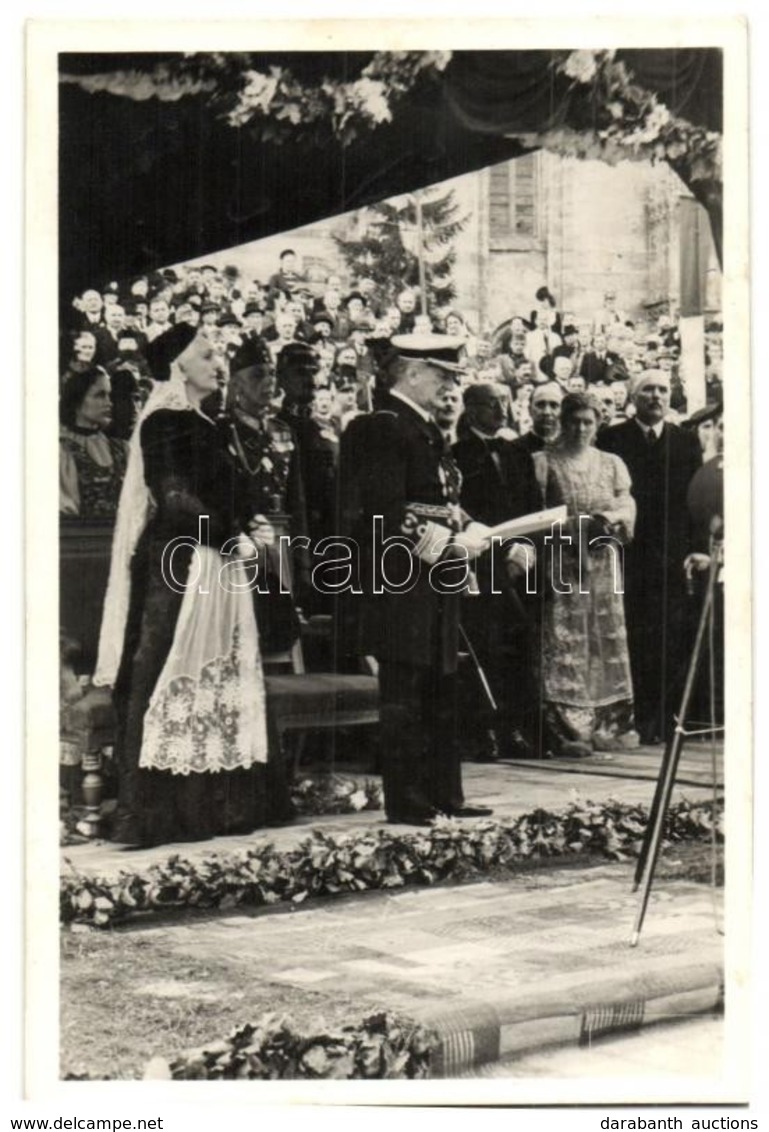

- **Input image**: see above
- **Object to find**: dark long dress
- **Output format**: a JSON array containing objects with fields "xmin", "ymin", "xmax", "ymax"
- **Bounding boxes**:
[{"xmin": 110, "ymin": 408, "xmax": 269, "ymax": 847}]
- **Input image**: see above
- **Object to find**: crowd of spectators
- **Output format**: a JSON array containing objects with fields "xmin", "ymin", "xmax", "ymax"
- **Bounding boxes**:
[
  {"xmin": 59, "ymin": 247, "xmax": 725, "ymax": 781},
  {"xmin": 59, "ymin": 249, "xmax": 723, "ymax": 524}
]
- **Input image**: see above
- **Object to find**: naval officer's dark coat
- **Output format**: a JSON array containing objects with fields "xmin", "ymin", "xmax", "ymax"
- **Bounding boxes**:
[{"xmin": 338, "ymin": 391, "xmax": 468, "ymax": 674}]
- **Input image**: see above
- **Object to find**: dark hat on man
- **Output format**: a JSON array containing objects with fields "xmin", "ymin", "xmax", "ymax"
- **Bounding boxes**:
[
  {"xmin": 200, "ymin": 301, "xmax": 221, "ymax": 316},
  {"xmin": 332, "ymin": 363, "xmax": 359, "ymax": 390},
  {"xmin": 276, "ymin": 341, "xmax": 319, "ymax": 407},
  {"xmin": 116, "ymin": 331, "xmax": 141, "ymax": 353},
  {"xmin": 562, "ymin": 323, "xmax": 578, "ymax": 337},
  {"xmin": 535, "ymin": 286, "xmax": 556, "ymax": 305},
  {"xmin": 161, "ymin": 268, "xmax": 179, "ymax": 283},
  {"xmin": 277, "ymin": 341, "xmax": 319, "ymax": 375},
  {"xmin": 217, "ymin": 311, "xmax": 241, "ymax": 328},
  {"xmin": 144, "ymin": 323, "xmax": 197, "ymax": 382},
  {"xmin": 312, "ymin": 310, "xmax": 334, "ymax": 327},
  {"xmin": 244, "ymin": 301, "xmax": 264, "ymax": 317},
  {"xmin": 364, "ymin": 334, "xmax": 397, "ymax": 375},
  {"xmin": 343, "ymin": 291, "xmax": 366, "ymax": 308},
  {"xmin": 229, "ymin": 336, "xmax": 272, "ymax": 378},
  {"xmin": 390, "ymin": 333, "xmax": 466, "ymax": 380},
  {"xmin": 102, "ymin": 281, "xmax": 120, "ymax": 296}
]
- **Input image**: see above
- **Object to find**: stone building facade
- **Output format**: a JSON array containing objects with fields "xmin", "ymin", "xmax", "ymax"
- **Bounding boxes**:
[
  {"xmin": 444, "ymin": 151, "xmax": 720, "ymax": 336},
  {"xmin": 189, "ymin": 152, "xmax": 720, "ymax": 333}
]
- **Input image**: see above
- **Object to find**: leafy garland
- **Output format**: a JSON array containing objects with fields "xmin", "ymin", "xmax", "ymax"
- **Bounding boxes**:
[
  {"xmin": 514, "ymin": 50, "xmax": 722, "ymax": 187},
  {"xmin": 61, "ymin": 797, "xmax": 722, "ymax": 929},
  {"xmin": 61, "ymin": 50, "xmax": 720, "ymax": 181},
  {"xmin": 144, "ymin": 1010, "xmax": 436, "ymax": 1081},
  {"xmin": 60, "ymin": 52, "xmax": 452, "ymax": 147},
  {"xmin": 225, "ymin": 51, "xmax": 451, "ymax": 143}
]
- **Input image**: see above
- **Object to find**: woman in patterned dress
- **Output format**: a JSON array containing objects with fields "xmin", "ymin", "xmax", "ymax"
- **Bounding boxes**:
[
  {"xmin": 533, "ymin": 392, "xmax": 639, "ymax": 756},
  {"xmin": 59, "ymin": 367, "xmax": 129, "ymax": 518}
]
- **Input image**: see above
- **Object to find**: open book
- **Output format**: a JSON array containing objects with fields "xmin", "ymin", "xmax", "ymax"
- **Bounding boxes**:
[{"xmin": 487, "ymin": 504, "xmax": 567, "ymax": 541}]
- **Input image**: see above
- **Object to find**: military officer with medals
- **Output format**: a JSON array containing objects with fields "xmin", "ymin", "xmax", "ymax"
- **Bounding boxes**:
[
  {"xmin": 224, "ymin": 336, "xmax": 309, "ymax": 655},
  {"xmin": 338, "ymin": 334, "xmax": 494, "ymax": 825}
]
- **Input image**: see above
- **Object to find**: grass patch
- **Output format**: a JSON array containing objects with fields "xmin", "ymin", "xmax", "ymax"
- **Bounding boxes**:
[{"xmin": 60, "ymin": 929, "xmax": 370, "ymax": 1080}]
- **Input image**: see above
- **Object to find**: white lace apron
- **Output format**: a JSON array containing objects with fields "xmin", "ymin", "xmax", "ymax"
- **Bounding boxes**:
[{"xmin": 140, "ymin": 546, "xmax": 268, "ymax": 773}]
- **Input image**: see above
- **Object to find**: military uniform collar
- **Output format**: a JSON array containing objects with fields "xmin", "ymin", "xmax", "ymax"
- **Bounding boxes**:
[
  {"xmin": 234, "ymin": 407, "xmax": 270, "ymax": 432},
  {"xmin": 389, "ymin": 388, "xmax": 433, "ymax": 424}
]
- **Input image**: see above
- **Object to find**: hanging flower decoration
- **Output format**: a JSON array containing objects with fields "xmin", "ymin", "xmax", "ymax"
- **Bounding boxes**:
[
  {"xmin": 512, "ymin": 50, "xmax": 721, "ymax": 188},
  {"xmin": 561, "ymin": 49, "xmax": 600, "ymax": 84},
  {"xmin": 61, "ymin": 50, "xmax": 452, "ymax": 146},
  {"xmin": 225, "ymin": 51, "xmax": 452, "ymax": 144},
  {"xmin": 59, "ymin": 66, "xmax": 217, "ymax": 102}
]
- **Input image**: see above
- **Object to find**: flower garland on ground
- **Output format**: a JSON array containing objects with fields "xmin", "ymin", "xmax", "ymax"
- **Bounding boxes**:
[
  {"xmin": 142, "ymin": 1011, "xmax": 436, "ymax": 1081},
  {"xmin": 61, "ymin": 797, "xmax": 722, "ymax": 929}
]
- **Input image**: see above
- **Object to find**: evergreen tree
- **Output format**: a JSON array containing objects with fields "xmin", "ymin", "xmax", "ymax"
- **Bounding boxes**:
[{"xmin": 333, "ymin": 188, "xmax": 468, "ymax": 315}]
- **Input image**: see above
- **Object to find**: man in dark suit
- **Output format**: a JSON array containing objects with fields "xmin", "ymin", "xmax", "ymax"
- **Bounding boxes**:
[
  {"xmin": 509, "ymin": 381, "xmax": 563, "ymax": 456},
  {"xmin": 579, "ymin": 333, "xmax": 623, "ymax": 385},
  {"xmin": 453, "ymin": 383, "xmax": 542, "ymax": 758},
  {"xmin": 597, "ymin": 369, "xmax": 702, "ymax": 744},
  {"xmin": 338, "ymin": 335, "xmax": 493, "ymax": 825}
]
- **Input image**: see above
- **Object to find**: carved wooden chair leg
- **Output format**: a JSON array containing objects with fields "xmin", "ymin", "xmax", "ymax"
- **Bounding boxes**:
[{"xmin": 80, "ymin": 748, "xmax": 104, "ymax": 838}]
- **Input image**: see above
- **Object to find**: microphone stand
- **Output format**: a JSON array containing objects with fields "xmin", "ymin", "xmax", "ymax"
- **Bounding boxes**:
[{"xmin": 629, "ymin": 532, "xmax": 724, "ymax": 946}]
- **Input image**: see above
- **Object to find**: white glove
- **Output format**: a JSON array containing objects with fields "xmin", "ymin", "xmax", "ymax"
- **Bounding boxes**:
[
  {"xmin": 684, "ymin": 552, "xmax": 711, "ymax": 576},
  {"xmin": 248, "ymin": 515, "xmax": 276, "ymax": 549},
  {"xmin": 451, "ymin": 522, "xmax": 492, "ymax": 561},
  {"xmin": 233, "ymin": 533, "xmax": 259, "ymax": 560},
  {"xmin": 506, "ymin": 541, "xmax": 536, "ymax": 579}
]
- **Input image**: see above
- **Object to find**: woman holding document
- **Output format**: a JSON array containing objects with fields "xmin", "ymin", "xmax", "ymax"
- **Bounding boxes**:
[{"xmin": 533, "ymin": 392, "xmax": 639, "ymax": 756}]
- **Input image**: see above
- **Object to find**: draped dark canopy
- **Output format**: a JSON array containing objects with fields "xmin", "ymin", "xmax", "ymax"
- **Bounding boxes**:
[{"xmin": 59, "ymin": 49, "xmax": 722, "ymax": 305}]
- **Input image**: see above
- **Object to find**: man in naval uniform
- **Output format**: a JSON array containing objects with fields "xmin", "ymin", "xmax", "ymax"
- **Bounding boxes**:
[{"xmin": 338, "ymin": 335, "xmax": 494, "ymax": 825}]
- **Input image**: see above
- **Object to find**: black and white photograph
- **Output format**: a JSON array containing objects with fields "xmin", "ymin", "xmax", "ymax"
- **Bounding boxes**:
[{"xmin": 19, "ymin": 12, "xmax": 757, "ymax": 1119}]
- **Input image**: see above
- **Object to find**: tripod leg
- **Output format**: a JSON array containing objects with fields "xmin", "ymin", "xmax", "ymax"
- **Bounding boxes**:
[
  {"xmin": 629, "ymin": 727, "xmax": 686, "ymax": 944},
  {"xmin": 633, "ymin": 747, "xmax": 673, "ymax": 890},
  {"xmin": 629, "ymin": 563, "xmax": 717, "ymax": 944}
]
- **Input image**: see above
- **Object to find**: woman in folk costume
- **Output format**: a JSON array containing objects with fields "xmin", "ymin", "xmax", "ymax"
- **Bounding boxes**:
[
  {"xmin": 94, "ymin": 323, "xmax": 269, "ymax": 847},
  {"xmin": 533, "ymin": 391, "xmax": 639, "ymax": 756}
]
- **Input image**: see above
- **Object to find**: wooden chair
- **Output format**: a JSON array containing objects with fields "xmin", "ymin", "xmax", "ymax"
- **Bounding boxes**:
[{"xmin": 263, "ymin": 620, "xmax": 380, "ymax": 773}]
